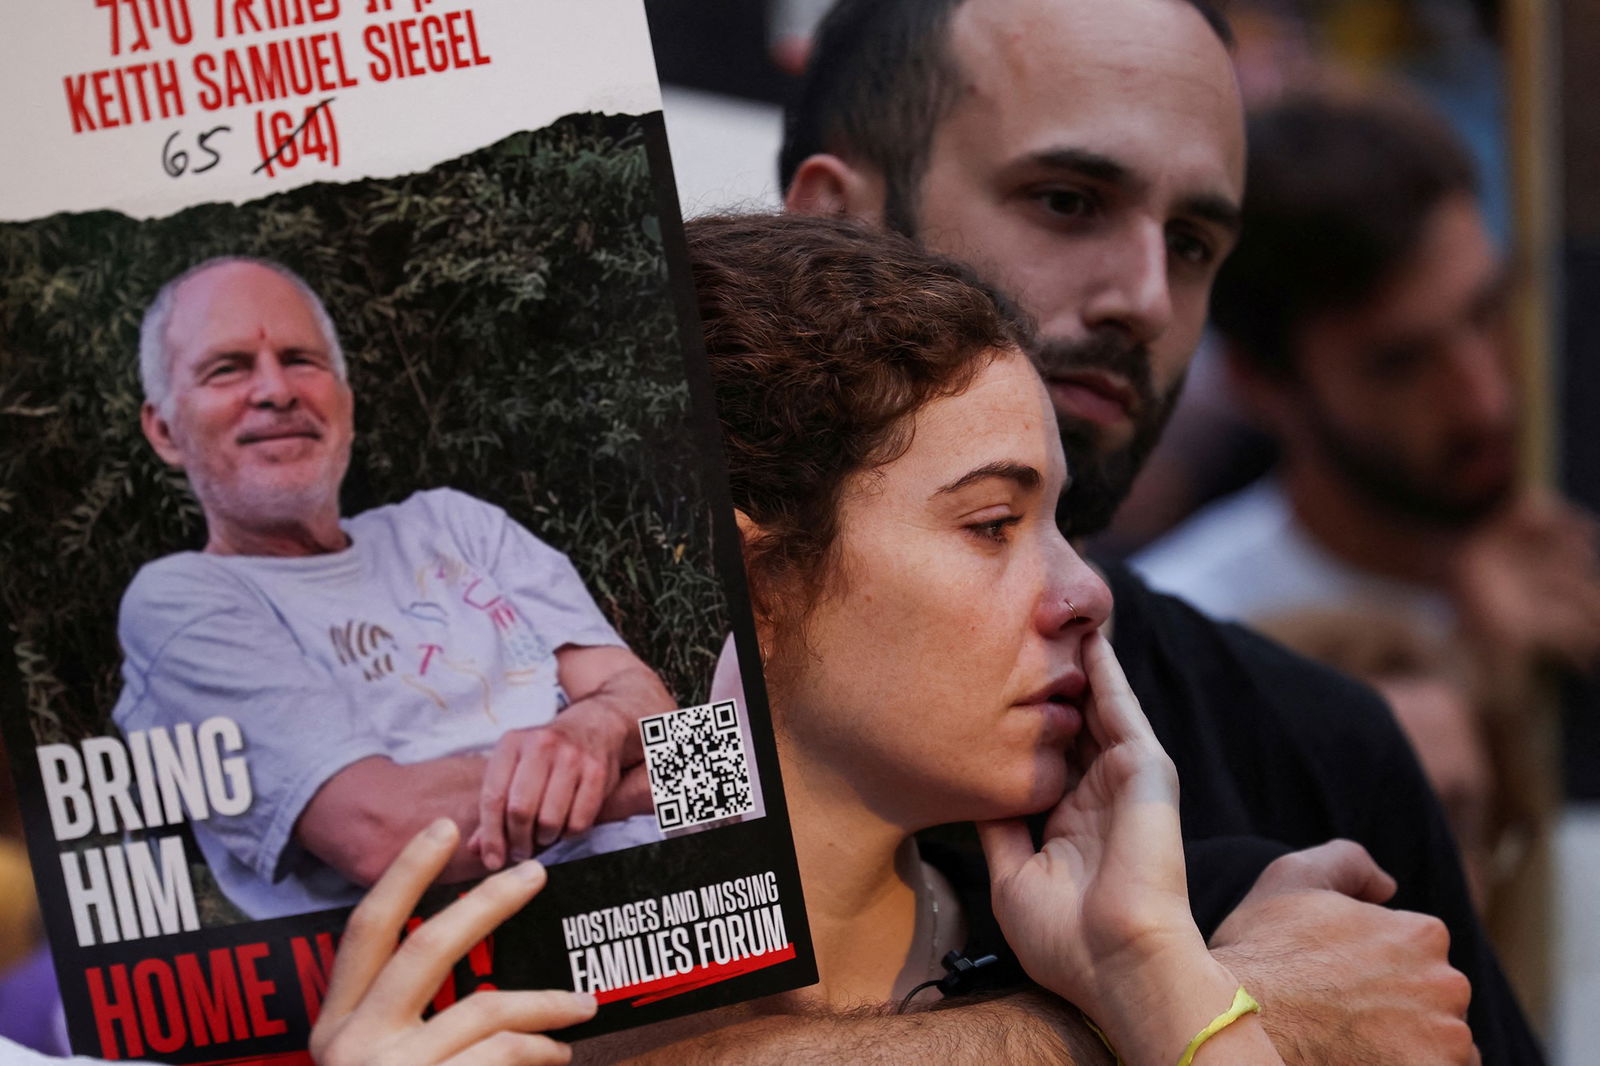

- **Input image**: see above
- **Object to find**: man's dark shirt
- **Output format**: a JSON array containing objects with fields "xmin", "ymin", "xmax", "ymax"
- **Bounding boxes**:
[{"xmin": 1100, "ymin": 560, "xmax": 1543, "ymax": 1064}]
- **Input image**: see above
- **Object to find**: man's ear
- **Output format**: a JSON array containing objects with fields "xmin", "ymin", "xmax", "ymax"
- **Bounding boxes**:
[
  {"xmin": 140, "ymin": 402, "xmax": 185, "ymax": 468},
  {"xmin": 785, "ymin": 153, "xmax": 890, "ymax": 225}
]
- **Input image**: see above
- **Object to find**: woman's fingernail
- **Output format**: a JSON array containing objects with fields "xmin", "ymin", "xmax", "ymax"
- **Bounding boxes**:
[{"xmin": 513, "ymin": 859, "xmax": 546, "ymax": 882}]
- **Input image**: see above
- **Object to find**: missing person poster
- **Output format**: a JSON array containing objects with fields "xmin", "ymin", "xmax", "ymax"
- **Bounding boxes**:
[{"xmin": 0, "ymin": 1, "xmax": 815, "ymax": 1060}]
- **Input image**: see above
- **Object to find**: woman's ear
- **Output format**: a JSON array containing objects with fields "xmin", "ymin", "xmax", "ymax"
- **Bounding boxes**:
[
  {"xmin": 732, "ymin": 509, "xmax": 778, "ymax": 659},
  {"xmin": 733, "ymin": 509, "xmax": 768, "ymax": 609},
  {"xmin": 733, "ymin": 508, "xmax": 760, "ymax": 543}
]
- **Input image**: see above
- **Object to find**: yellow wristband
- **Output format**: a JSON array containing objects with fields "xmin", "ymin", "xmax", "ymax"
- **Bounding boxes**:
[
  {"xmin": 1080, "ymin": 1011, "xmax": 1122, "ymax": 1065},
  {"xmin": 1176, "ymin": 986, "xmax": 1261, "ymax": 1066}
]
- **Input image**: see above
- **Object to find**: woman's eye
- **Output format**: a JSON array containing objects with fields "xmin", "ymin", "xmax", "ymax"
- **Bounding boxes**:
[{"xmin": 968, "ymin": 516, "xmax": 1023, "ymax": 543}]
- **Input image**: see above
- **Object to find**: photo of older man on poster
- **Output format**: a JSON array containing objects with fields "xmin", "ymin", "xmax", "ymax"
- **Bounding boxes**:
[{"xmin": 112, "ymin": 255, "xmax": 675, "ymax": 920}]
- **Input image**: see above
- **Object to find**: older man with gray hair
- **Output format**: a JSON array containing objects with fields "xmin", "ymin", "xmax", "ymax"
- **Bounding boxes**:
[{"xmin": 113, "ymin": 256, "xmax": 670, "ymax": 920}]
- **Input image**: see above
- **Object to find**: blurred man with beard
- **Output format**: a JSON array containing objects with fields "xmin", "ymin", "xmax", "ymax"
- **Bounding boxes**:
[{"xmin": 1137, "ymin": 92, "xmax": 1600, "ymax": 677}]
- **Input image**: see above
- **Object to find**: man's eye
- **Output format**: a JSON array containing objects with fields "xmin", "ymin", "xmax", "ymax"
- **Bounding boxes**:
[
  {"xmin": 1469, "ymin": 290, "xmax": 1510, "ymax": 331},
  {"xmin": 1038, "ymin": 189, "xmax": 1097, "ymax": 220},
  {"xmin": 1167, "ymin": 228, "xmax": 1215, "ymax": 266},
  {"xmin": 204, "ymin": 362, "xmax": 243, "ymax": 381},
  {"xmin": 1364, "ymin": 345, "xmax": 1428, "ymax": 380}
]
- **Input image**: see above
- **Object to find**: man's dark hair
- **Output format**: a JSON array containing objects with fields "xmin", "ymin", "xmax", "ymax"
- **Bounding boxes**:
[
  {"xmin": 778, "ymin": 0, "xmax": 1233, "ymax": 235},
  {"xmin": 1211, "ymin": 91, "xmax": 1479, "ymax": 379}
]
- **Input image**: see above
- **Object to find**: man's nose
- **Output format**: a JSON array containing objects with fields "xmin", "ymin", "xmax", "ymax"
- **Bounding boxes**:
[
  {"xmin": 248, "ymin": 354, "xmax": 296, "ymax": 408},
  {"xmin": 1080, "ymin": 220, "xmax": 1174, "ymax": 347},
  {"xmin": 1446, "ymin": 331, "xmax": 1514, "ymax": 430}
]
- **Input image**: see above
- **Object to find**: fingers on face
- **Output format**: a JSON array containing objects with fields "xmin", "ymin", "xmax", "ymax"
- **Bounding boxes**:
[
  {"xmin": 1082, "ymin": 631, "xmax": 1157, "ymax": 751},
  {"xmin": 368, "ymin": 859, "xmax": 549, "ymax": 1020},
  {"xmin": 319, "ymin": 818, "xmax": 460, "ymax": 1025},
  {"xmin": 1060, "ymin": 737, "xmax": 1089, "ymax": 794},
  {"xmin": 976, "ymin": 818, "xmax": 1037, "ymax": 883}
]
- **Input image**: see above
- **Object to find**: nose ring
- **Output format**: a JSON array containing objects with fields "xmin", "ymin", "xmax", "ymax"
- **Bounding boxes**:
[{"xmin": 1065, "ymin": 598, "xmax": 1078, "ymax": 621}]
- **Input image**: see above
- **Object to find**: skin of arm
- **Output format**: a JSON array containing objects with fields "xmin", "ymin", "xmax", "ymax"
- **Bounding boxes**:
[
  {"xmin": 297, "ymin": 753, "xmax": 493, "ymax": 886},
  {"xmin": 553, "ymin": 644, "xmax": 676, "ymax": 770},
  {"xmin": 474, "ymin": 644, "xmax": 676, "ymax": 869},
  {"xmin": 295, "ymin": 646, "xmax": 674, "ymax": 885},
  {"xmin": 573, "ymin": 990, "xmax": 1114, "ymax": 1066}
]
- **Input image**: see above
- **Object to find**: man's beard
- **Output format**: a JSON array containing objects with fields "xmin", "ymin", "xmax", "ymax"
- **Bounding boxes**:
[
  {"xmin": 893, "ymin": 205, "xmax": 1184, "ymax": 537},
  {"xmin": 187, "ymin": 446, "xmax": 353, "ymax": 544},
  {"xmin": 1033, "ymin": 331, "xmax": 1185, "ymax": 539},
  {"xmin": 1300, "ymin": 392, "xmax": 1515, "ymax": 529}
]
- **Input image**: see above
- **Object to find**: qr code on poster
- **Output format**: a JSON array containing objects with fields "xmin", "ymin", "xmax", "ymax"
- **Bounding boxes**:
[{"xmin": 640, "ymin": 699, "xmax": 754, "ymax": 831}]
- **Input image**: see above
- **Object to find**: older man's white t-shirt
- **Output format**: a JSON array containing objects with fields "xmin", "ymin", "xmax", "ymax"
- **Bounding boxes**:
[{"xmin": 111, "ymin": 488, "xmax": 661, "ymax": 920}]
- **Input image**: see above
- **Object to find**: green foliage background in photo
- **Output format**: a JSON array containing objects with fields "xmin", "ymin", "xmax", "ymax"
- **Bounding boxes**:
[{"xmin": 0, "ymin": 113, "xmax": 727, "ymax": 748}]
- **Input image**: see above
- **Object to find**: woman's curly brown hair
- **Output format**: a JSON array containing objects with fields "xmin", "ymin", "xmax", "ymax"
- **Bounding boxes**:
[{"xmin": 686, "ymin": 212, "xmax": 1027, "ymax": 629}]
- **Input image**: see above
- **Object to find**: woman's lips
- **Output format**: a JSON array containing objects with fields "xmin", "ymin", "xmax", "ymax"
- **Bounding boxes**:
[
  {"xmin": 1016, "ymin": 671, "xmax": 1088, "ymax": 744},
  {"xmin": 1027, "ymin": 697, "xmax": 1084, "ymax": 744}
]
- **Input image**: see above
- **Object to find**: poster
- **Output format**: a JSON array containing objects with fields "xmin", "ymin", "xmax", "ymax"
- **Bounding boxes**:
[{"xmin": 0, "ymin": 1, "xmax": 815, "ymax": 1059}]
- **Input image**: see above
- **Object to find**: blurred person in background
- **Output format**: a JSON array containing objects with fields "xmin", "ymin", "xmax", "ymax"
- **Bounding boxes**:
[
  {"xmin": 1135, "ymin": 88, "xmax": 1597, "ymax": 678},
  {"xmin": 1253, "ymin": 605, "xmax": 1535, "ymax": 917},
  {"xmin": 1133, "ymin": 87, "xmax": 1582, "ymax": 1016},
  {"xmin": 0, "ymin": 731, "xmax": 71, "ymax": 1057}
]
